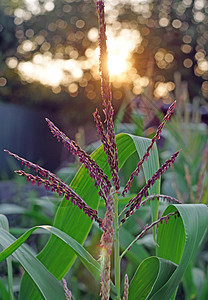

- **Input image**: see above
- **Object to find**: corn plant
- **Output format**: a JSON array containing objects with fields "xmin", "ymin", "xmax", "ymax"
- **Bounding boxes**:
[{"xmin": 1, "ymin": 1, "xmax": 208, "ymax": 299}]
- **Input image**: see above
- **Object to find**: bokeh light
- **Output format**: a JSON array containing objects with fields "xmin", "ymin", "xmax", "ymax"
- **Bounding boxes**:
[
  {"xmin": 154, "ymin": 81, "xmax": 175, "ymax": 99},
  {"xmin": 2, "ymin": 0, "xmax": 208, "ymax": 103},
  {"xmin": 0, "ymin": 77, "xmax": 7, "ymax": 87},
  {"xmin": 9, "ymin": 24, "xmax": 143, "ymax": 98}
]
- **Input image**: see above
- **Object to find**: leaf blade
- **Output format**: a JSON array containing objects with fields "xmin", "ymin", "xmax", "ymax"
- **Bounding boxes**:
[
  {"xmin": 128, "ymin": 256, "xmax": 177, "ymax": 300},
  {"xmin": 0, "ymin": 228, "xmax": 66, "ymax": 300},
  {"xmin": 153, "ymin": 204, "xmax": 208, "ymax": 299}
]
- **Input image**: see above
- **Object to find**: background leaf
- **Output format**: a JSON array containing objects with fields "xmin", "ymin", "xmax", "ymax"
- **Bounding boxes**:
[
  {"xmin": 119, "ymin": 227, "xmax": 149, "ymax": 264},
  {"xmin": 0, "ymin": 225, "xmax": 101, "ymax": 281},
  {"xmin": 128, "ymin": 204, "xmax": 208, "ymax": 300},
  {"xmin": 153, "ymin": 204, "xmax": 208, "ymax": 299},
  {"xmin": 128, "ymin": 256, "xmax": 177, "ymax": 300},
  {"xmin": 199, "ymin": 268, "xmax": 208, "ymax": 300},
  {"xmin": 0, "ymin": 215, "xmax": 13, "ymax": 300},
  {"xmin": 129, "ymin": 135, "xmax": 160, "ymax": 238},
  {"xmin": 0, "ymin": 223, "xmax": 66, "ymax": 300},
  {"xmin": 0, "ymin": 278, "xmax": 10, "ymax": 300}
]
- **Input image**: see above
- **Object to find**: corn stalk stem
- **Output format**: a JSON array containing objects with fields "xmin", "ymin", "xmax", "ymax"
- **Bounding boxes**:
[{"xmin": 114, "ymin": 194, "xmax": 120, "ymax": 299}]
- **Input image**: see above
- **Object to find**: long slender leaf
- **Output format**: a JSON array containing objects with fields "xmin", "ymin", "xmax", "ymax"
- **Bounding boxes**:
[
  {"xmin": 0, "ymin": 225, "xmax": 101, "ymax": 281},
  {"xmin": 182, "ymin": 262, "xmax": 197, "ymax": 299},
  {"xmin": 0, "ymin": 228, "xmax": 66, "ymax": 300},
  {"xmin": 0, "ymin": 215, "xmax": 13, "ymax": 300},
  {"xmin": 128, "ymin": 204, "xmax": 208, "ymax": 300},
  {"xmin": 129, "ymin": 135, "xmax": 160, "ymax": 239},
  {"xmin": 0, "ymin": 278, "xmax": 9, "ymax": 300},
  {"xmin": 128, "ymin": 256, "xmax": 177, "ymax": 300},
  {"xmin": 19, "ymin": 133, "xmax": 160, "ymax": 299},
  {"xmin": 199, "ymin": 268, "xmax": 208, "ymax": 300},
  {"xmin": 119, "ymin": 227, "xmax": 149, "ymax": 264},
  {"xmin": 0, "ymin": 224, "xmax": 117, "ymax": 298},
  {"xmin": 0, "ymin": 204, "xmax": 26, "ymax": 214},
  {"xmin": 153, "ymin": 204, "xmax": 208, "ymax": 299}
]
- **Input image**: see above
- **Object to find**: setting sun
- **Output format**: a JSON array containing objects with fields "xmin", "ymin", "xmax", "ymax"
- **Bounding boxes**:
[
  {"xmin": 108, "ymin": 55, "xmax": 128, "ymax": 76},
  {"xmin": 106, "ymin": 27, "xmax": 142, "ymax": 79}
]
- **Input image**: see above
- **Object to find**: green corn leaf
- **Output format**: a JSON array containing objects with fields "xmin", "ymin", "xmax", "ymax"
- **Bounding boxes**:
[
  {"xmin": 0, "ymin": 224, "xmax": 118, "ymax": 299},
  {"xmin": 128, "ymin": 135, "xmax": 160, "ymax": 239},
  {"xmin": 19, "ymin": 133, "xmax": 160, "ymax": 299},
  {"xmin": 128, "ymin": 204, "xmax": 208, "ymax": 300},
  {"xmin": 0, "ymin": 215, "xmax": 11, "ymax": 300},
  {"xmin": 0, "ymin": 215, "xmax": 10, "ymax": 232},
  {"xmin": 153, "ymin": 204, "xmax": 208, "ymax": 299},
  {"xmin": 119, "ymin": 227, "xmax": 149, "ymax": 264},
  {"xmin": 128, "ymin": 256, "xmax": 177, "ymax": 300},
  {"xmin": 199, "ymin": 267, "xmax": 208, "ymax": 300},
  {"xmin": 0, "ymin": 215, "xmax": 13, "ymax": 300},
  {"xmin": 0, "ymin": 227, "xmax": 66, "ymax": 300},
  {"xmin": 201, "ymin": 172, "xmax": 208, "ymax": 204},
  {"xmin": 0, "ymin": 278, "xmax": 10, "ymax": 300},
  {"xmin": 182, "ymin": 262, "xmax": 197, "ymax": 300},
  {"xmin": 0, "ymin": 225, "xmax": 101, "ymax": 281}
]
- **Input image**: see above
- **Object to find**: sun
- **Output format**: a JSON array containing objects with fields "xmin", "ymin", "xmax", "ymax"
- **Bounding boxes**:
[
  {"xmin": 106, "ymin": 27, "xmax": 141, "ymax": 79},
  {"xmin": 108, "ymin": 55, "xmax": 128, "ymax": 76}
]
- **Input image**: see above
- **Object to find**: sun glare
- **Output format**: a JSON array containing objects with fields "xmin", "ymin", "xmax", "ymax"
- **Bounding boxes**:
[
  {"xmin": 9, "ymin": 24, "xmax": 143, "ymax": 96},
  {"xmin": 108, "ymin": 55, "xmax": 128, "ymax": 76},
  {"xmin": 106, "ymin": 27, "xmax": 142, "ymax": 79}
]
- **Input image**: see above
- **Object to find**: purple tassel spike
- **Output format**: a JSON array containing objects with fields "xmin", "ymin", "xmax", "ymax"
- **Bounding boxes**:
[
  {"xmin": 96, "ymin": 0, "xmax": 111, "ymax": 106},
  {"xmin": 62, "ymin": 279, "xmax": 72, "ymax": 300},
  {"xmin": 122, "ymin": 274, "xmax": 129, "ymax": 300},
  {"xmin": 15, "ymin": 170, "xmax": 102, "ymax": 227},
  {"xmin": 100, "ymin": 187, "xmax": 115, "ymax": 300},
  {"xmin": 4, "ymin": 150, "xmax": 50, "ymax": 179},
  {"xmin": 122, "ymin": 100, "xmax": 176, "ymax": 196},
  {"xmin": 134, "ymin": 194, "xmax": 182, "ymax": 211},
  {"xmin": 45, "ymin": 118, "xmax": 112, "ymax": 200},
  {"xmin": 93, "ymin": 109, "xmax": 120, "ymax": 191},
  {"xmin": 121, "ymin": 150, "xmax": 180, "ymax": 224},
  {"xmin": 96, "ymin": 0, "xmax": 120, "ymax": 192},
  {"xmin": 126, "ymin": 211, "xmax": 180, "ymax": 252}
]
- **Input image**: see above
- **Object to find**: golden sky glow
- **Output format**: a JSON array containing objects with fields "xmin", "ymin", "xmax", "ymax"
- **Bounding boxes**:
[
  {"xmin": 5, "ymin": 19, "xmax": 179, "ymax": 101},
  {"xmin": 3, "ymin": 0, "xmax": 207, "ymax": 101},
  {"xmin": 106, "ymin": 27, "xmax": 142, "ymax": 78},
  {"xmin": 108, "ymin": 55, "xmax": 127, "ymax": 76},
  {"xmin": 10, "ymin": 26, "xmax": 143, "ymax": 93}
]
